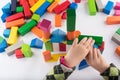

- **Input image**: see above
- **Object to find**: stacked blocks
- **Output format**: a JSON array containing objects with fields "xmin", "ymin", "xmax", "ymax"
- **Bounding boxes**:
[
  {"xmin": 43, "ymin": 50, "xmax": 52, "ymax": 61},
  {"xmin": 11, "ymin": 0, "xmax": 17, "ymax": 14},
  {"xmin": 15, "ymin": 49, "xmax": 24, "ymax": 59},
  {"xmin": 45, "ymin": 41, "xmax": 53, "ymax": 52},
  {"xmin": 3, "ymin": 29, "xmax": 10, "ymax": 38},
  {"xmin": 0, "ymin": 37, "xmax": 7, "ymax": 53},
  {"xmin": 59, "ymin": 43, "xmax": 66, "ymax": 51},
  {"xmin": 52, "ymin": 43, "xmax": 59, "ymax": 52},
  {"xmin": 69, "ymin": 2, "xmax": 78, "ymax": 10}
]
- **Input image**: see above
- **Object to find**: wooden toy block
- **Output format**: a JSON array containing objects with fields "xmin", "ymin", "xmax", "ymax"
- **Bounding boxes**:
[
  {"xmin": 6, "ymin": 12, "xmax": 24, "ymax": 22},
  {"xmin": 45, "ymin": 41, "xmax": 53, "ymax": 51},
  {"xmin": 106, "ymin": 16, "xmax": 120, "ymax": 25},
  {"xmin": 32, "ymin": 14, "xmax": 40, "ymax": 22},
  {"xmin": 6, "ymin": 40, "xmax": 25, "ymax": 56},
  {"xmin": 95, "ymin": 0, "xmax": 104, "ymax": 12},
  {"xmin": 0, "ymin": 36, "xmax": 4, "ymax": 44},
  {"xmin": 22, "ymin": 0, "xmax": 32, "ymax": 18},
  {"xmin": 53, "ymin": 43, "xmax": 59, "ymax": 52},
  {"xmin": 59, "ymin": 43, "xmax": 66, "ymax": 51},
  {"xmin": 35, "ymin": 1, "xmax": 51, "ymax": 17},
  {"xmin": 7, "ymin": 27, "xmax": 18, "ymax": 45},
  {"xmin": 67, "ymin": 31, "xmax": 74, "ymax": 40},
  {"xmin": 18, "ymin": 19, "xmax": 37, "ymax": 36},
  {"xmin": 30, "ymin": 0, "xmax": 45, "ymax": 13},
  {"xmin": 15, "ymin": 49, "xmax": 24, "ymax": 59},
  {"xmin": 30, "ymin": 38, "xmax": 43, "ymax": 49},
  {"xmin": 103, "ymin": 1, "xmax": 114, "ymax": 15},
  {"xmin": 6, "ymin": 18, "xmax": 25, "ymax": 28},
  {"xmin": 114, "ymin": 10, "xmax": 120, "ymax": 16},
  {"xmin": 115, "ymin": 46, "xmax": 120, "ymax": 56},
  {"xmin": 11, "ymin": 0, "xmax": 17, "ymax": 14},
  {"xmin": 3, "ymin": 29, "xmax": 10, "ymax": 38},
  {"xmin": 62, "ymin": 12, "xmax": 66, "ymax": 19},
  {"xmin": 88, "ymin": 0, "xmax": 97, "ymax": 15},
  {"xmin": 2, "ymin": 2, "xmax": 11, "ymax": 14},
  {"xmin": 69, "ymin": 2, "xmax": 78, "ymax": 10},
  {"xmin": 74, "ymin": 30, "xmax": 81, "ymax": 38},
  {"xmin": 98, "ymin": 41, "xmax": 105, "ymax": 52},
  {"xmin": 55, "ymin": 14, "xmax": 62, "ymax": 27},
  {"xmin": 54, "ymin": 0, "xmax": 71, "ymax": 14},
  {"xmin": 43, "ymin": 50, "xmax": 52, "ymax": 62},
  {"xmin": 0, "ymin": 40, "xmax": 7, "ymax": 53},
  {"xmin": 66, "ymin": 45, "xmax": 72, "ymax": 52},
  {"xmin": 42, "ymin": 31, "xmax": 51, "ymax": 39},
  {"xmin": 16, "ymin": 6, "xmax": 24, "ymax": 12},
  {"xmin": 47, "ymin": 1, "xmax": 58, "ymax": 13},
  {"xmin": 21, "ymin": 44, "xmax": 33, "ymax": 57},
  {"xmin": 39, "ymin": 19, "xmax": 51, "ymax": 32},
  {"xmin": 51, "ymin": 29, "xmax": 66, "ymax": 43},
  {"xmin": 116, "ymin": 28, "xmax": 120, "ymax": 35},
  {"xmin": 31, "ymin": 26, "xmax": 43, "ymax": 38},
  {"xmin": 67, "ymin": 9, "xmax": 76, "ymax": 31},
  {"xmin": 78, "ymin": 60, "xmax": 89, "ymax": 70},
  {"xmin": 1, "ymin": 13, "xmax": 11, "ymax": 23},
  {"xmin": 46, "ymin": 53, "xmax": 66, "ymax": 62},
  {"xmin": 75, "ymin": 0, "xmax": 81, "ymax": 3},
  {"xmin": 114, "ymin": 2, "xmax": 120, "ymax": 10},
  {"xmin": 112, "ymin": 33, "xmax": 120, "ymax": 45},
  {"xmin": 28, "ymin": 0, "xmax": 36, "ymax": 7}
]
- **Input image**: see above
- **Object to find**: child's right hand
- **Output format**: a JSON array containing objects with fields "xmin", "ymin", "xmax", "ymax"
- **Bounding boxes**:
[{"xmin": 86, "ymin": 48, "xmax": 110, "ymax": 73}]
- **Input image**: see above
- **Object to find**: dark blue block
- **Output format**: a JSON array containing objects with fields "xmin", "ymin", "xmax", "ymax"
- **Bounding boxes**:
[
  {"xmin": 35, "ymin": 1, "xmax": 51, "ymax": 17},
  {"xmin": 11, "ymin": 0, "xmax": 17, "ymax": 14},
  {"xmin": 0, "ymin": 40, "xmax": 7, "ymax": 53},
  {"xmin": 69, "ymin": 2, "xmax": 78, "ymax": 10},
  {"xmin": 78, "ymin": 60, "xmax": 89, "ymax": 70},
  {"xmin": 1, "ymin": 13, "xmax": 11, "ymax": 23},
  {"xmin": 2, "ymin": 2, "xmax": 11, "ymax": 14},
  {"xmin": 103, "ymin": 1, "xmax": 114, "ymax": 15},
  {"xmin": 3, "ymin": 29, "xmax": 10, "ymax": 38}
]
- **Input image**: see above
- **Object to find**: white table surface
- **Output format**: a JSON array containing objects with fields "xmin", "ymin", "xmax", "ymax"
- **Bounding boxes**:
[{"xmin": 0, "ymin": 0, "xmax": 120, "ymax": 80}]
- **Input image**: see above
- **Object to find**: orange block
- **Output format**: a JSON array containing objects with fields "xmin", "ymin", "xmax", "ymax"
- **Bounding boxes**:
[
  {"xmin": 106, "ymin": 16, "xmax": 120, "ymax": 25},
  {"xmin": 55, "ymin": 14, "xmax": 62, "ymax": 27},
  {"xmin": 74, "ymin": 30, "xmax": 81, "ymax": 38},
  {"xmin": 31, "ymin": 26, "xmax": 43, "ymax": 38},
  {"xmin": 6, "ymin": 18, "xmax": 25, "ymax": 28},
  {"xmin": 28, "ymin": 0, "xmax": 36, "ymax": 7},
  {"xmin": 43, "ymin": 31, "xmax": 51, "ymax": 39},
  {"xmin": 43, "ymin": 50, "xmax": 52, "ymax": 61},
  {"xmin": 67, "ymin": 31, "xmax": 74, "ymax": 40},
  {"xmin": 47, "ymin": 1, "xmax": 58, "ymax": 13},
  {"xmin": 34, "ymin": 0, "xmax": 38, "ymax": 3},
  {"xmin": 115, "ymin": 46, "xmax": 120, "ymax": 56}
]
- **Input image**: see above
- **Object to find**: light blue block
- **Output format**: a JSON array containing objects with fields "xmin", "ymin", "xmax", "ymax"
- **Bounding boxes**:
[
  {"xmin": 1, "ymin": 13, "xmax": 11, "ymax": 23},
  {"xmin": 69, "ymin": 2, "xmax": 78, "ymax": 9},
  {"xmin": 2, "ymin": 3, "xmax": 11, "ymax": 14},
  {"xmin": 0, "ymin": 40, "xmax": 7, "ymax": 53},
  {"xmin": 103, "ymin": 1, "xmax": 114, "ymax": 15},
  {"xmin": 3, "ymin": 29, "xmax": 10, "ymax": 38},
  {"xmin": 78, "ymin": 60, "xmax": 89, "ymax": 70},
  {"xmin": 93, "ymin": 44, "xmax": 99, "ymax": 48}
]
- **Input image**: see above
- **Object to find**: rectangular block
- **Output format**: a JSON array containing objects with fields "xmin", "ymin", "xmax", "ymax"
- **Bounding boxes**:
[
  {"xmin": 28, "ymin": 0, "xmax": 36, "ymax": 7},
  {"xmin": 62, "ymin": 12, "xmax": 66, "ymax": 19},
  {"xmin": 16, "ymin": 6, "xmax": 24, "ymax": 12},
  {"xmin": 0, "ymin": 40, "xmax": 7, "ymax": 53},
  {"xmin": 67, "ymin": 40, "xmax": 74, "ymax": 45},
  {"xmin": 114, "ymin": 2, "xmax": 120, "ymax": 10},
  {"xmin": 112, "ymin": 33, "xmax": 120, "ymax": 45},
  {"xmin": 2, "ymin": 2, "xmax": 11, "ymax": 14},
  {"xmin": 95, "ymin": 0, "xmax": 104, "ymax": 12},
  {"xmin": 11, "ymin": 0, "xmax": 17, "ymax": 14},
  {"xmin": 31, "ymin": 14, "xmax": 40, "ymax": 22},
  {"xmin": 1, "ymin": 13, "xmax": 11, "ymax": 23},
  {"xmin": 42, "ymin": 31, "xmax": 51, "ymax": 39},
  {"xmin": 59, "ymin": 43, "xmax": 66, "ymax": 51},
  {"xmin": 47, "ymin": 1, "xmax": 58, "ymax": 13},
  {"xmin": 55, "ymin": 14, "xmax": 62, "ymax": 27},
  {"xmin": 15, "ymin": 49, "xmax": 24, "ymax": 59},
  {"xmin": 114, "ymin": 10, "xmax": 120, "ymax": 16},
  {"xmin": 53, "ymin": 43, "xmax": 59, "ymax": 52},
  {"xmin": 67, "ymin": 31, "xmax": 74, "ymax": 40},
  {"xmin": 116, "ymin": 28, "xmax": 120, "ymax": 35},
  {"xmin": 3, "ymin": 29, "xmax": 10, "ymax": 38},
  {"xmin": 43, "ymin": 50, "xmax": 52, "ymax": 62},
  {"xmin": 74, "ymin": 30, "xmax": 81, "ymax": 38},
  {"xmin": 45, "ymin": 41, "xmax": 53, "ymax": 52},
  {"xmin": 115, "ymin": 46, "xmax": 120, "ymax": 56},
  {"xmin": 106, "ymin": 16, "xmax": 120, "ymax": 25},
  {"xmin": 69, "ymin": 2, "xmax": 78, "ymax": 10}
]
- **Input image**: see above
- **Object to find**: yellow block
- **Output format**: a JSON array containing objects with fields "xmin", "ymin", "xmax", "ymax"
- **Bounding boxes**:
[
  {"xmin": 7, "ymin": 27, "xmax": 18, "ymax": 45},
  {"xmin": 30, "ymin": 0, "xmax": 46, "ymax": 13},
  {"xmin": 46, "ymin": 53, "xmax": 66, "ymax": 62},
  {"xmin": 42, "ymin": 38, "xmax": 50, "ymax": 43},
  {"xmin": 55, "ymin": 0, "xmax": 60, "ymax": 2}
]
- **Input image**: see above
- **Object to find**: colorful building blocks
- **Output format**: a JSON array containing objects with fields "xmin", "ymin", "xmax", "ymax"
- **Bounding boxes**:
[
  {"xmin": 47, "ymin": 1, "xmax": 58, "ymax": 13},
  {"xmin": 18, "ymin": 19, "xmax": 37, "ymax": 36},
  {"xmin": 31, "ymin": 27, "xmax": 43, "ymax": 38},
  {"xmin": 67, "ymin": 9, "xmax": 76, "ymax": 31},
  {"xmin": 21, "ymin": 44, "xmax": 33, "ymax": 57},
  {"xmin": 114, "ymin": 2, "xmax": 120, "ymax": 10},
  {"xmin": 28, "ymin": 0, "xmax": 36, "ymax": 7},
  {"xmin": 114, "ymin": 10, "xmax": 120, "ymax": 16},
  {"xmin": 59, "ymin": 43, "xmax": 66, "ymax": 51},
  {"xmin": 95, "ymin": 0, "xmax": 104, "ymax": 12},
  {"xmin": 112, "ymin": 33, "xmax": 120, "ymax": 45},
  {"xmin": 42, "ymin": 50, "xmax": 52, "ymax": 62},
  {"xmin": 42, "ymin": 31, "xmax": 51, "ymax": 39},
  {"xmin": 16, "ymin": 6, "xmax": 24, "ymax": 13},
  {"xmin": 0, "ymin": 39, "xmax": 7, "ymax": 53},
  {"xmin": 62, "ymin": 12, "xmax": 66, "ymax": 19},
  {"xmin": 30, "ymin": 38, "xmax": 43, "ymax": 49},
  {"xmin": 1, "ymin": 13, "xmax": 11, "ymax": 23},
  {"xmin": 3, "ymin": 29, "xmax": 10, "ymax": 38},
  {"xmin": 11, "ymin": 0, "xmax": 17, "ymax": 14},
  {"xmin": 115, "ymin": 46, "xmax": 120, "ymax": 56},
  {"xmin": 6, "ymin": 40, "xmax": 25, "ymax": 56},
  {"xmin": 2, "ymin": 2, "xmax": 11, "ymax": 14},
  {"xmin": 78, "ymin": 60, "xmax": 89, "ymax": 70},
  {"xmin": 69, "ymin": 2, "xmax": 78, "ymax": 10},
  {"xmin": 98, "ymin": 41, "xmax": 105, "ymax": 52},
  {"xmin": 67, "ymin": 31, "xmax": 75, "ymax": 40},
  {"xmin": 45, "ymin": 41, "xmax": 53, "ymax": 51},
  {"xmin": 55, "ymin": 14, "xmax": 62, "ymax": 27},
  {"xmin": 88, "ymin": 0, "xmax": 97, "ymax": 15},
  {"xmin": 52, "ymin": 43, "xmax": 59, "ymax": 52},
  {"xmin": 106, "ymin": 16, "xmax": 120, "ymax": 25},
  {"xmin": 7, "ymin": 27, "xmax": 18, "ymax": 45},
  {"xmin": 116, "ymin": 28, "xmax": 120, "ymax": 35},
  {"xmin": 15, "ymin": 49, "xmax": 24, "ymax": 59},
  {"xmin": 74, "ymin": 30, "xmax": 81, "ymax": 38},
  {"xmin": 75, "ymin": 0, "xmax": 81, "ymax": 3},
  {"xmin": 32, "ymin": 14, "xmax": 40, "ymax": 22},
  {"xmin": 103, "ymin": 1, "xmax": 114, "ymax": 15}
]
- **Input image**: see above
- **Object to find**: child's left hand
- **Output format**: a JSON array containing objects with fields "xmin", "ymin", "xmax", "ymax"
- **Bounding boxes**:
[{"xmin": 64, "ymin": 37, "xmax": 95, "ymax": 68}]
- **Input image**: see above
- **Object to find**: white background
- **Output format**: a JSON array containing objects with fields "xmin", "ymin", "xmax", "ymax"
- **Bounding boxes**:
[{"xmin": 0, "ymin": 0, "xmax": 120, "ymax": 80}]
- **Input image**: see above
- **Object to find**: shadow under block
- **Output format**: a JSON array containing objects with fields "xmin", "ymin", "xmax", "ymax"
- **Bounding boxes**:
[
  {"xmin": 6, "ymin": 40, "xmax": 25, "ymax": 56},
  {"xmin": 106, "ymin": 16, "xmax": 120, "ymax": 25},
  {"xmin": 88, "ymin": 0, "xmax": 97, "ymax": 15},
  {"xmin": 43, "ymin": 50, "xmax": 52, "ymax": 62},
  {"xmin": 21, "ymin": 44, "xmax": 33, "ymax": 57},
  {"xmin": 78, "ymin": 60, "xmax": 89, "ymax": 70},
  {"xmin": 7, "ymin": 27, "xmax": 18, "ymax": 45},
  {"xmin": 67, "ymin": 9, "xmax": 76, "ymax": 31},
  {"xmin": 18, "ymin": 19, "xmax": 37, "ymax": 36},
  {"xmin": 15, "ymin": 49, "xmax": 24, "ymax": 59},
  {"xmin": 11, "ymin": 0, "xmax": 17, "ymax": 14},
  {"xmin": 95, "ymin": 0, "xmax": 104, "ymax": 12},
  {"xmin": 112, "ymin": 33, "xmax": 120, "ymax": 45},
  {"xmin": 45, "ymin": 41, "xmax": 53, "ymax": 51}
]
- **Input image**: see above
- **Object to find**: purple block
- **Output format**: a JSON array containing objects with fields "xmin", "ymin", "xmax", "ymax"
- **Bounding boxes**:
[{"xmin": 114, "ymin": 2, "xmax": 120, "ymax": 10}]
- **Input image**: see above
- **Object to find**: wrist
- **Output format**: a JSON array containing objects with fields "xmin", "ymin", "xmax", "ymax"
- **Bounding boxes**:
[
  {"xmin": 99, "ymin": 64, "xmax": 110, "ymax": 74},
  {"xmin": 64, "ymin": 56, "xmax": 74, "ymax": 68}
]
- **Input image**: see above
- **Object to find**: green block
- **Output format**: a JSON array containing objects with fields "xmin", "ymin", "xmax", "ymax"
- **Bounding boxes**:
[
  {"xmin": 18, "ymin": 19, "xmax": 37, "ymax": 36},
  {"xmin": 16, "ymin": 6, "xmax": 24, "ymax": 12},
  {"xmin": 21, "ymin": 44, "xmax": 33, "ymax": 57},
  {"xmin": 78, "ymin": 35, "xmax": 103, "ymax": 46},
  {"xmin": 45, "ymin": 41, "xmax": 53, "ymax": 51},
  {"xmin": 32, "ymin": 14, "xmax": 40, "ymax": 22},
  {"xmin": 116, "ymin": 28, "xmax": 120, "ymax": 35},
  {"xmin": 67, "ymin": 9, "xmax": 76, "ymax": 31},
  {"xmin": 88, "ymin": 0, "xmax": 97, "ymax": 15},
  {"xmin": 0, "ymin": 36, "xmax": 4, "ymax": 44},
  {"xmin": 47, "ymin": 0, "xmax": 53, "ymax": 3},
  {"xmin": 67, "ymin": 40, "xmax": 74, "ymax": 45}
]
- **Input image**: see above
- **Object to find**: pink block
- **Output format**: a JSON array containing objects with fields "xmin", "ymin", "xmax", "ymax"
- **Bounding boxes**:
[
  {"xmin": 114, "ymin": 10, "xmax": 120, "ymax": 16},
  {"xmin": 37, "ymin": 22, "xmax": 41, "ymax": 28},
  {"xmin": 114, "ymin": 2, "xmax": 120, "ymax": 10}
]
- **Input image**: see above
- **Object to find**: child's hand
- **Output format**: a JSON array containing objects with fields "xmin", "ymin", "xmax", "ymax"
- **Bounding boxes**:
[
  {"xmin": 86, "ymin": 48, "xmax": 110, "ymax": 73},
  {"xmin": 64, "ymin": 37, "xmax": 95, "ymax": 68}
]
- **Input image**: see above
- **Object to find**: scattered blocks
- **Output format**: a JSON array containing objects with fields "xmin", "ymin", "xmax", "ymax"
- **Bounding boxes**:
[
  {"xmin": 62, "ymin": 12, "xmax": 66, "ymax": 19},
  {"xmin": 45, "ymin": 41, "xmax": 53, "ymax": 52},
  {"xmin": 59, "ymin": 43, "xmax": 66, "ymax": 51},
  {"xmin": 106, "ymin": 16, "xmax": 120, "ymax": 25},
  {"xmin": 69, "ymin": 2, "xmax": 78, "ymax": 10},
  {"xmin": 1, "ymin": 13, "xmax": 11, "ymax": 23},
  {"xmin": 16, "ymin": 6, "xmax": 24, "ymax": 13},
  {"xmin": 43, "ymin": 50, "xmax": 52, "ymax": 62},
  {"xmin": 67, "ymin": 31, "xmax": 74, "ymax": 40},
  {"xmin": 30, "ymin": 38, "xmax": 43, "ymax": 49},
  {"xmin": 103, "ymin": 1, "xmax": 114, "ymax": 15},
  {"xmin": 114, "ymin": 2, "xmax": 120, "ymax": 10},
  {"xmin": 112, "ymin": 33, "xmax": 120, "ymax": 45},
  {"xmin": 114, "ymin": 10, "xmax": 120, "ymax": 16},
  {"xmin": 52, "ymin": 43, "xmax": 59, "ymax": 52},
  {"xmin": 32, "ymin": 14, "xmax": 40, "ymax": 22},
  {"xmin": 95, "ymin": 0, "xmax": 104, "ymax": 12},
  {"xmin": 47, "ymin": 1, "xmax": 58, "ymax": 13},
  {"xmin": 78, "ymin": 60, "xmax": 89, "ymax": 70},
  {"xmin": 11, "ymin": 0, "xmax": 17, "ymax": 14},
  {"xmin": 15, "ymin": 49, "xmax": 24, "ymax": 59},
  {"xmin": 0, "ymin": 39, "xmax": 7, "ymax": 53},
  {"xmin": 75, "ymin": 0, "xmax": 81, "ymax": 3},
  {"xmin": 55, "ymin": 14, "xmax": 62, "ymax": 27},
  {"xmin": 3, "ymin": 29, "xmax": 10, "ymax": 38},
  {"xmin": 2, "ymin": 2, "xmax": 11, "ymax": 14},
  {"xmin": 115, "ymin": 46, "xmax": 120, "ymax": 56}
]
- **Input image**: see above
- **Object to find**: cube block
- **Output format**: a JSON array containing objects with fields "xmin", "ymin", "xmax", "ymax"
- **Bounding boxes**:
[
  {"xmin": 43, "ymin": 50, "xmax": 52, "ymax": 61},
  {"xmin": 3, "ymin": 29, "xmax": 10, "ymax": 38},
  {"xmin": 15, "ymin": 49, "xmax": 24, "ymax": 59}
]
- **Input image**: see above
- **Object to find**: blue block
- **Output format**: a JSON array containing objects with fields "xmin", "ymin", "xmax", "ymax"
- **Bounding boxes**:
[
  {"xmin": 1, "ymin": 13, "xmax": 11, "ymax": 23},
  {"xmin": 51, "ymin": 29, "xmax": 66, "ymax": 43},
  {"xmin": 103, "ymin": 1, "xmax": 114, "ymax": 15},
  {"xmin": 3, "ymin": 29, "xmax": 10, "ymax": 38},
  {"xmin": 0, "ymin": 40, "xmax": 7, "ymax": 53},
  {"xmin": 2, "ymin": 3, "xmax": 11, "ymax": 14},
  {"xmin": 35, "ymin": 1, "xmax": 51, "ymax": 17},
  {"xmin": 69, "ymin": 2, "xmax": 78, "ymax": 9},
  {"xmin": 93, "ymin": 44, "xmax": 98, "ymax": 48},
  {"xmin": 30, "ymin": 38, "xmax": 43, "ymax": 49},
  {"xmin": 78, "ymin": 60, "xmax": 89, "ymax": 70}
]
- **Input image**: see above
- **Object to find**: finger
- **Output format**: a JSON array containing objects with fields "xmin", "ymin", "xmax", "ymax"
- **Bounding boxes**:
[
  {"xmin": 93, "ymin": 48, "xmax": 98, "ymax": 60},
  {"xmin": 72, "ymin": 38, "xmax": 78, "ymax": 47},
  {"xmin": 88, "ymin": 47, "xmax": 93, "ymax": 60},
  {"xmin": 91, "ymin": 40, "xmax": 95, "ymax": 46},
  {"xmin": 84, "ymin": 37, "xmax": 93, "ymax": 48},
  {"xmin": 97, "ymin": 49, "xmax": 101, "ymax": 58},
  {"xmin": 78, "ymin": 37, "xmax": 87, "ymax": 45}
]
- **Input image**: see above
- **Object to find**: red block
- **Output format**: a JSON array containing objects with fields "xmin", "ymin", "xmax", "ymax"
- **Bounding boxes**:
[
  {"xmin": 19, "ymin": 0, "xmax": 23, "ymax": 5},
  {"xmin": 62, "ymin": 12, "xmax": 66, "ymax": 19},
  {"xmin": 59, "ymin": 43, "xmax": 66, "ymax": 51},
  {"xmin": 98, "ymin": 41, "xmax": 105, "ymax": 52},
  {"xmin": 15, "ymin": 49, "xmax": 24, "ymax": 59},
  {"xmin": 6, "ymin": 12, "xmax": 24, "ymax": 22},
  {"xmin": 54, "ymin": 1, "xmax": 71, "ymax": 14},
  {"xmin": 75, "ymin": 0, "xmax": 81, "ymax": 3},
  {"xmin": 22, "ymin": 0, "xmax": 32, "ymax": 18}
]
